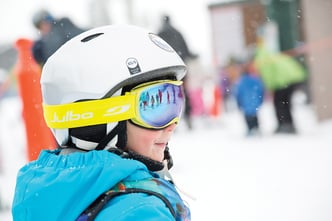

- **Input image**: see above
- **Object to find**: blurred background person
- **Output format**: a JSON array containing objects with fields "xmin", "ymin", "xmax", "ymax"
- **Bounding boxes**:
[
  {"xmin": 157, "ymin": 15, "xmax": 197, "ymax": 62},
  {"xmin": 221, "ymin": 56, "xmax": 244, "ymax": 113},
  {"xmin": 157, "ymin": 15, "xmax": 198, "ymax": 130},
  {"xmin": 31, "ymin": 9, "xmax": 86, "ymax": 66},
  {"xmin": 254, "ymin": 41, "xmax": 307, "ymax": 134},
  {"xmin": 234, "ymin": 56, "xmax": 264, "ymax": 136}
]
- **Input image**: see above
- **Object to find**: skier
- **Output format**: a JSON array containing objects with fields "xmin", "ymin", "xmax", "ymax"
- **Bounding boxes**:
[
  {"xmin": 158, "ymin": 15, "xmax": 197, "ymax": 130},
  {"xmin": 234, "ymin": 59, "xmax": 264, "ymax": 136},
  {"xmin": 31, "ymin": 9, "xmax": 85, "ymax": 66},
  {"xmin": 254, "ymin": 43, "xmax": 307, "ymax": 134},
  {"xmin": 12, "ymin": 25, "xmax": 191, "ymax": 220}
]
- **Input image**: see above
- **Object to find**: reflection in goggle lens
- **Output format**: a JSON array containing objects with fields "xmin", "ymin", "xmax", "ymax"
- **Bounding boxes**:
[{"xmin": 138, "ymin": 83, "xmax": 184, "ymax": 127}]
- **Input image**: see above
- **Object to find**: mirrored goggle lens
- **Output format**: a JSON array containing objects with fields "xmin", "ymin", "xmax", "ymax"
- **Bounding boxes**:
[{"xmin": 136, "ymin": 82, "xmax": 184, "ymax": 128}]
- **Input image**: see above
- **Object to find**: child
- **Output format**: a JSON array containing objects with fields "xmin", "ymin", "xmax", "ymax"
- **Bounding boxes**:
[
  {"xmin": 234, "ymin": 60, "xmax": 264, "ymax": 136},
  {"xmin": 12, "ymin": 25, "xmax": 191, "ymax": 220}
]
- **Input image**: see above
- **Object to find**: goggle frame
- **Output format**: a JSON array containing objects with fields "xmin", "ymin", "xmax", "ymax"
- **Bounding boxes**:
[{"xmin": 43, "ymin": 80, "xmax": 184, "ymax": 129}]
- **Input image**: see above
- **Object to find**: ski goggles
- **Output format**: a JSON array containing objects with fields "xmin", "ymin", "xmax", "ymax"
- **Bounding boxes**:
[{"xmin": 43, "ymin": 80, "xmax": 184, "ymax": 129}]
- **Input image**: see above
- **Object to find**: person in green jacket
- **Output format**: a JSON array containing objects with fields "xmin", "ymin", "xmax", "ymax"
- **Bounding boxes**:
[{"xmin": 254, "ymin": 45, "xmax": 307, "ymax": 134}]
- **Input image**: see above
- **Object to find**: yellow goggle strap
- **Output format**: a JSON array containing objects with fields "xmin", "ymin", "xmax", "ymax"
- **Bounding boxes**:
[{"xmin": 43, "ymin": 94, "xmax": 136, "ymax": 129}]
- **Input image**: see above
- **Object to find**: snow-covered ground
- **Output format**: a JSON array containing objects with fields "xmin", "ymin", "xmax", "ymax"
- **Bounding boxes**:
[{"xmin": 1, "ymin": 93, "xmax": 331, "ymax": 221}]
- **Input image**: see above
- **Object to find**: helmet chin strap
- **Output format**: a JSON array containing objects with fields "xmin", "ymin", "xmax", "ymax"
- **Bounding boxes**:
[
  {"xmin": 163, "ymin": 145, "xmax": 173, "ymax": 169},
  {"xmin": 94, "ymin": 122, "xmax": 125, "ymax": 150}
]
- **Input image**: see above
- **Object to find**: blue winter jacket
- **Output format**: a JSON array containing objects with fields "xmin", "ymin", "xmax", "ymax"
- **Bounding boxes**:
[
  {"xmin": 234, "ymin": 73, "xmax": 264, "ymax": 116},
  {"xmin": 12, "ymin": 149, "xmax": 190, "ymax": 221}
]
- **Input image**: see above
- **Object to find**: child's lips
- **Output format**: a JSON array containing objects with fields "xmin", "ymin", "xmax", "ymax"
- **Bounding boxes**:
[{"xmin": 155, "ymin": 142, "xmax": 167, "ymax": 149}]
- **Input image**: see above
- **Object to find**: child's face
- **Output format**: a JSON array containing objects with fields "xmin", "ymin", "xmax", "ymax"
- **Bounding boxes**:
[{"xmin": 126, "ymin": 121, "xmax": 177, "ymax": 162}]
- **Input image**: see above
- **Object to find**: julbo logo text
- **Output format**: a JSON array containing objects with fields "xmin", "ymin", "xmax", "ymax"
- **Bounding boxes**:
[
  {"xmin": 50, "ymin": 105, "xmax": 131, "ymax": 123},
  {"xmin": 50, "ymin": 111, "xmax": 93, "ymax": 123}
]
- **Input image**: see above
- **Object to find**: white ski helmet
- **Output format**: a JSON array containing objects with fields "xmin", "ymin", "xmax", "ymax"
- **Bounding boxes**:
[{"xmin": 41, "ymin": 24, "xmax": 186, "ymax": 149}]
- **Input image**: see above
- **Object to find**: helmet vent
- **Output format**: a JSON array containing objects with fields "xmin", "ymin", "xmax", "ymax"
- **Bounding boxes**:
[{"xmin": 81, "ymin": 33, "xmax": 104, "ymax": 42}]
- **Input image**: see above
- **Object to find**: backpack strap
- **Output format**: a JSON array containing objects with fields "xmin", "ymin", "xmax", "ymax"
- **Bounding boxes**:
[{"xmin": 77, "ymin": 185, "xmax": 176, "ymax": 221}]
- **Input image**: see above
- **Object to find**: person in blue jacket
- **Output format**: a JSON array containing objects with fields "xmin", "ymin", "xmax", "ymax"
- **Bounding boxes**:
[
  {"xmin": 12, "ymin": 25, "xmax": 191, "ymax": 221},
  {"xmin": 234, "ymin": 59, "xmax": 264, "ymax": 136}
]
